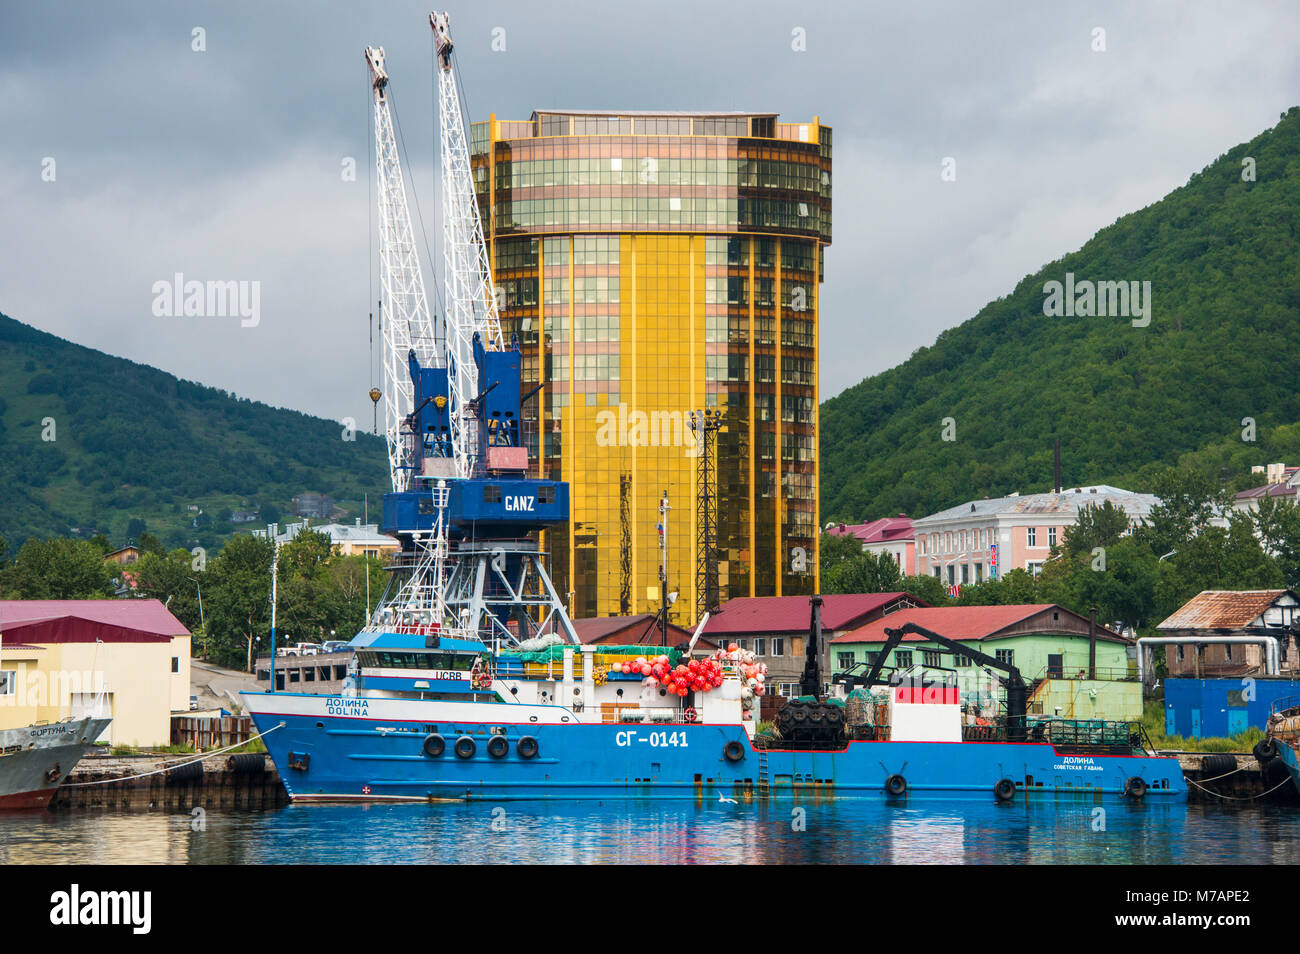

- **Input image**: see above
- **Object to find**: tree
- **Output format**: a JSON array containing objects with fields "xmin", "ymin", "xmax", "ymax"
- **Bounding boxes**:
[
  {"xmin": 1136, "ymin": 467, "xmax": 1231, "ymax": 557},
  {"xmin": 898, "ymin": 573, "xmax": 950, "ymax": 606},
  {"xmin": 1, "ymin": 537, "xmax": 115, "ymax": 599},
  {"xmin": 1063, "ymin": 501, "xmax": 1131, "ymax": 559},
  {"xmin": 205, "ymin": 534, "xmax": 274, "ymax": 671},
  {"xmin": 133, "ymin": 548, "xmax": 203, "ymax": 634}
]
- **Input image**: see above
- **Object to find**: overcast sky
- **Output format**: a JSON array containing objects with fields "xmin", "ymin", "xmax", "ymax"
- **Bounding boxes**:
[{"xmin": 2, "ymin": 1, "xmax": 1297, "ymax": 425}]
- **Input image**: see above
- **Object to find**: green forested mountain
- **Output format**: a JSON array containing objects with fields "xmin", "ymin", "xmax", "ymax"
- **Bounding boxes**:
[
  {"xmin": 0, "ymin": 312, "xmax": 387, "ymax": 550},
  {"xmin": 821, "ymin": 107, "xmax": 1300, "ymax": 522}
]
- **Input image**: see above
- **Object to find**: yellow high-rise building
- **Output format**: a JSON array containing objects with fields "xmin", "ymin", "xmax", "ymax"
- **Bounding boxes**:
[{"xmin": 471, "ymin": 110, "xmax": 830, "ymax": 627}]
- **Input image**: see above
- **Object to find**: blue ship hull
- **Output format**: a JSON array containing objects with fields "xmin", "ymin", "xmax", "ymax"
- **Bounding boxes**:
[
  {"xmin": 244, "ymin": 692, "xmax": 1187, "ymax": 804},
  {"xmin": 1278, "ymin": 739, "xmax": 1300, "ymax": 795}
]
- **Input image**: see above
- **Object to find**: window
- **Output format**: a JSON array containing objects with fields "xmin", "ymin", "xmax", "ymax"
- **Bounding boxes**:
[
  {"xmin": 771, "ymin": 638, "xmax": 785, "ymax": 657},
  {"xmin": 1177, "ymin": 645, "xmax": 1185, "ymax": 661},
  {"xmin": 923, "ymin": 651, "xmax": 942, "ymax": 668},
  {"xmin": 952, "ymin": 654, "xmax": 971, "ymax": 668},
  {"xmin": 0, "ymin": 670, "xmax": 13, "ymax": 695},
  {"xmin": 837, "ymin": 652, "xmax": 855, "ymax": 669},
  {"xmin": 171, "ymin": 657, "xmax": 179, "ymax": 673},
  {"xmin": 1027, "ymin": 527, "xmax": 1037, "ymax": 547},
  {"xmin": 895, "ymin": 651, "xmax": 914, "ymax": 669},
  {"xmin": 995, "ymin": 649, "xmax": 1015, "ymax": 667},
  {"xmin": 1225, "ymin": 644, "xmax": 1233, "ymax": 661},
  {"xmin": 960, "ymin": 564, "xmax": 969, "ymax": 584},
  {"xmin": 919, "ymin": 537, "xmax": 927, "ymax": 556},
  {"xmin": 753, "ymin": 638, "xmax": 767, "ymax": 656},
  {"xmin": 736, "ymin": 640, "xmax": 748, "ymax": 651},
  {"xmin": 1048, "ymin": 527, "xmax": 1057, "ymax": 548}
]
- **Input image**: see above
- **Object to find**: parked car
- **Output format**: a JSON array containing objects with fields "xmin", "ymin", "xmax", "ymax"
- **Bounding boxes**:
[
  {"xmin": 189, "ymin": 694, "xmax": 199, "ymax": 711},
  {"xmin": 321, "ymin": 640, "xmax": 350, "ymax": 654}
]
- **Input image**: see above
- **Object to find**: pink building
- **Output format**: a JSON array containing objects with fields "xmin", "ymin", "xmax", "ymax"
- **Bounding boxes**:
[
  {"xmin": 912, "ymin": 485, "xmax": 1158, "ymax": 586},
  {"xmin": 826, "ymin": 515, "xmax": 916, "ymax": 574}
]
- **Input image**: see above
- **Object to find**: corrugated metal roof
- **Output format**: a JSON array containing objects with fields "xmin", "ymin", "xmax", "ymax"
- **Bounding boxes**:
[
  {"xmin": 831, "ymin": 604, "xmax": 1126, "ymax": 644},
  {"xmin": 827, "ymin": 517, "xmax": 913, "ymax": 544},
  {"xmin": 1156, "ymin": 590, "xmax": 1292, "ymax": 631},
  {"xmin": 0, "ymin": 599, "xmax": 189, "ymax": 637},
  {"xmin": 913, "ymin": 486, "xmax": 1158, "ymax": 527},
  {"xmin": 703, "ymin": 593, "xmax": 918, "ymax": 637}
]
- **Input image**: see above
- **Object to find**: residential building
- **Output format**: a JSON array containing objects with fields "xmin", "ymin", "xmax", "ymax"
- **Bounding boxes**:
[
  {"xmin": 912, "ymin": 485, "xmax": 1159, "ymax": 585},
  {"xmin": 702, "ymin": 592, "xmax": 924, "ymax": 692},
  {"xmin": 826, "ymin": 515, "xmax": 915, "ymax": 574},
  {"xmin": 473, "ymin": 109, "xmax": 832, "ymax": 624},
  {"xmin": 1233, "ymin": 463, "xmax": 1300, "ymax": 515},
  {"xmin": 830, "ymin": 604, "xmax": 1140, "ymax": 721},
  {"xmin": 1156, "ymin": 589, "xmax": 1300, "ymax": 677},
  {"xmin": 103, "ymin": 545, "xmax": 140, "ymax": 566},
  {"xmin": 0, "ymin": 599, "xmax": 191, "ymax": 746},
  {"xmin": 253, "ymin": 519, "xmax": 399, "ymax": 559}
]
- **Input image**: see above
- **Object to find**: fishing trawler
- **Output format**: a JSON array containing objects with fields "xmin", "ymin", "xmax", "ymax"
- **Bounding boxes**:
[{"xmin": 242, "ymin": 599, "xmax": 1187, "ymax": 804}]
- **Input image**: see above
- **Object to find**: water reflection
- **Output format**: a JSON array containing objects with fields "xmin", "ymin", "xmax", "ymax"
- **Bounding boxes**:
[{"xmin": 1, "ymin": 800, "xmax": 1298, "ymax": 865}]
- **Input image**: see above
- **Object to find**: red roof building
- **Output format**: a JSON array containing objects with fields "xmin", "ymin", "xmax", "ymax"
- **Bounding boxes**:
[
  {"xmin": 702, "ymin": 592, "xmax": 927, "ymax": 690},
  {"xmin": 826, "ymin": 516, "xmax": 916, "ymax": 574}
]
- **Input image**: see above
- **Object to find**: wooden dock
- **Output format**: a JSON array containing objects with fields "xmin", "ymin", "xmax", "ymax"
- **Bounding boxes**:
[{"xmin": 51, "ymin": 750, "xmax": 288, "ymax": 811}]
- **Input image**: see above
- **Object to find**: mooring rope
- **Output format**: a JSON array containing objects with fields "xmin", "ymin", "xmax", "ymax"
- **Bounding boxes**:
[
  {"xmin": 1183, "ymin": 771, "xmax": 1295, "ymax": 800},
  {"xmin": 61, "ymin": 722, "xmax": 286, "ymax": 787},
  {"xmin": 1193, "ymin": 758, "xmax": 1258, "ymax": 783}
]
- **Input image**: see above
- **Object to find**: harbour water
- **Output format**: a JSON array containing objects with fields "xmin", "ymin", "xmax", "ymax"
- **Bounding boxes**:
[{"xmin": 2, "ymin": 800, "xmax": 1298, "ymax": 865}]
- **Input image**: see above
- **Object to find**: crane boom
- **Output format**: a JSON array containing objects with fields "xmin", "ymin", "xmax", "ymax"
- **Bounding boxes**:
[
  {"xmin": 366, "ymin": 45, "xmax": 437, "ymax": 493},
  {"xmin": 432, "ymin": 12, "xmax": 504, "ymax": 480}
]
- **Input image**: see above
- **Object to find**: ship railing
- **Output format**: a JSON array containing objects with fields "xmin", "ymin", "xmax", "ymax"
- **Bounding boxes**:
[
  {"xmin": 959, "ymin": 717, "xmax": 1144, "ymax": 749},
  {"xmin": 1270, "ymin": 694, "xmax": 1300, "ymax": 717},
  {"xmin": 607, "ymin": 706, "xmax": 683, "ymax": 724}
]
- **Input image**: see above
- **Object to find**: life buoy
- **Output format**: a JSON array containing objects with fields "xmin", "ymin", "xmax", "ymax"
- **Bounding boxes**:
[
  {"xmin": 422, "ymin": 733, "xmax": 445, "ymax": 757},
  {"xmin": 885, "ymin": 773, "xmax": 907, "ymax": 796},
  {"xmin": 683, "ymin": 707, "xmax": 698, "ymax": 724},
  {"xmin": 723, "ymin": 740, "xmax": 746, "ymax": 762},
  {"xmin": 1124, "ymin": 776, "xmax": 1147, "ymax": 799},
  {"xmin": 487, "ymin": 735, "xmax": 509, "ymax": 759},
  {"xmin": 516, "ymin": 735, "xmax": 539, "ymax": 759},
  {"xmin": 994, "ymin": 778, "xmax": 1016, "ymax": 801},
  {"xmin": 454, "ymin": 736, "xmax": 477, "ymax": 759}
]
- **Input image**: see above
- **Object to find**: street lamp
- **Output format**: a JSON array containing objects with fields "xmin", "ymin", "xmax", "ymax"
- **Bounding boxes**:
[{"xmin": 187, "ymin": 577, "xmax": 206, "ymax": 659}]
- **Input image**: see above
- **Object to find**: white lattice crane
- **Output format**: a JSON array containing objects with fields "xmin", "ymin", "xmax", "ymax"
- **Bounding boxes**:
[
  {"xmin": 365, "ymin": 44, "xmax": 438, "ymax": 493},
  {"xmin": 431, "ymin": 11, "xmax": 504, "ymax": 480}
]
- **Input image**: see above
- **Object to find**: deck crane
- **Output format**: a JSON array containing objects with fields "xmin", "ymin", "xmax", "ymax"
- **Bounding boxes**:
[
  {"xmin": 364, "ymin": 45, "xmax": 438, "ymax": 494},
  {"xmin": 365, "ymin": 14, "xmax": 577, "ymax": 647}
]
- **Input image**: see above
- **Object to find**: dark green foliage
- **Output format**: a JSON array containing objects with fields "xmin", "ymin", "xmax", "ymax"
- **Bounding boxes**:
[
  {"xmin": 821, "ymin": 107, "xmax": 1300, "ymax": 522},
  {"xmin": 0, "ymin": 312, "xmax": 387, "ymax": 547}
]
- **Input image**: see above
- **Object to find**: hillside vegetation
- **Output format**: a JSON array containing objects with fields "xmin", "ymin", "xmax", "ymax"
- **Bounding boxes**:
[
  {"xmin": 0, "ymin": 312, "xmax": 387, "ymax": 550},
  {"xmin": 821, "ymin": 107, "xmax": 1300, "ymax": 521}
]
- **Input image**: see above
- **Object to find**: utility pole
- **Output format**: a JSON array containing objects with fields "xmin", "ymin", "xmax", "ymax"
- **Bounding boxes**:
[
  {"xmin": 268, "ymin": 524, "xmax": 280, "ymax": 689},
  {"xmin": 188, "ymin": 577, "xmax": 206, "ymax": 659},
  {"xmin": 658, "ymin": 490, "xmax": 670, "ymax": 646}
]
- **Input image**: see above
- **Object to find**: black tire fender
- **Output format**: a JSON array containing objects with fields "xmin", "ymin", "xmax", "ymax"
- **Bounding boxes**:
[
  {"xmin": 516, "ymin": 735, "xmax": 539, "ymax": 759},
  {"xmin": 1124, "ymin": 776, "xmax": 1147, "ymax": 799},
  {"xmin": 723, "ymin": 740, "xmax": 746, "ymax": 762},
  {"xmin": 994, "ymin": 778, "xmax": 1016, "ymax": 801},
  {"xmin": 422, "ymin": 733, "xmax": 445, "ymax": 758},
  {"xmin": 885, "ymin": 773, "xmax": 907, "ymax": 796},
  {"xmin": 487, "ymin": 735, "xmax": 509, "ymax": 759},
  {"xmin": 454, "ymin": 736, "xmax": 477, "ymax": 759}
]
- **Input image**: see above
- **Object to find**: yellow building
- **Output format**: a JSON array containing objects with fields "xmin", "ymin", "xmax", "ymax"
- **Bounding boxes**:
[
  {"xmin": 472, "ymin": 110, "xmax": 831, "ymax": 626},
  {"xmin": 0, "ymin": 600, "xmax": 191, "ymax": 747}
]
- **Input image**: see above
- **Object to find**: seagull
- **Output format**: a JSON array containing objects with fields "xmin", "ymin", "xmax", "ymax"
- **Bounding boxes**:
[{"xmin": 718, "ymin": 793, "xmax": 738, "ymax": 805}]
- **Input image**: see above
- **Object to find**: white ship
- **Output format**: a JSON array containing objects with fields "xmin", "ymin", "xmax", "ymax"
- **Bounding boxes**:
[{"xmin": 0, "ymin": 717, "xmax": 111, "ymax": 810}]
